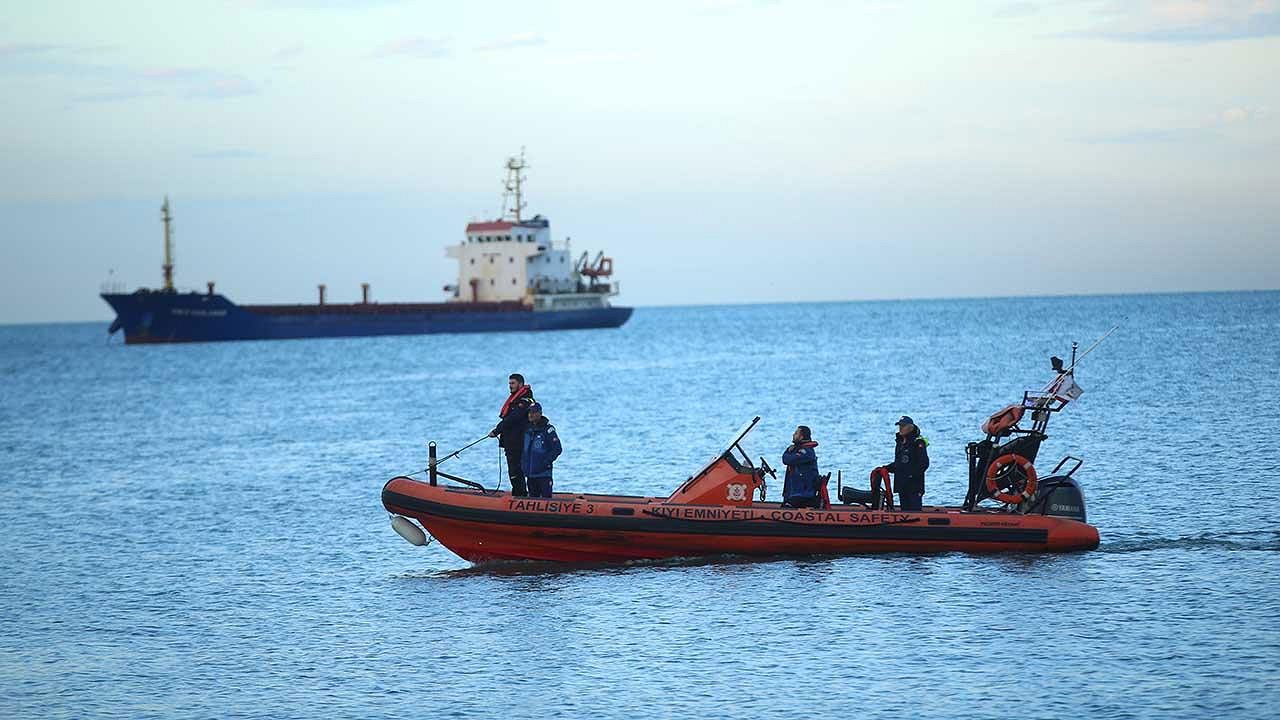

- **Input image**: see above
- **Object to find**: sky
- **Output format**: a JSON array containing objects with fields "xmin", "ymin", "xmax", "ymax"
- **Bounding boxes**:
[{"xmin": 1, "ymin": 0, "xmax": 1277, "ymax": 323}]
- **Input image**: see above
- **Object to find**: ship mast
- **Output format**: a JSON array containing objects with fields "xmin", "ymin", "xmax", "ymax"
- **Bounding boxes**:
[
  {"xmin": 161, "ymin": 196, "xmax": 174, "ymax": 291},
  {"xmin": 501, "ymin": 149, "xmax": 527, "ymax": 222}
]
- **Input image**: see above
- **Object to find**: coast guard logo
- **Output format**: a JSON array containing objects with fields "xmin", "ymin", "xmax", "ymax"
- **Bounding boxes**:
[{"xmin": 726, "ymin": 483, "xmax": 748, "ymax": 501}]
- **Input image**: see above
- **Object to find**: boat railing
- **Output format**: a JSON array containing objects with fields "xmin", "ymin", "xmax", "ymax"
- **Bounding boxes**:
[{"xmin": 427, "ymin": 442, "xmax": 490, "ymax": 493}]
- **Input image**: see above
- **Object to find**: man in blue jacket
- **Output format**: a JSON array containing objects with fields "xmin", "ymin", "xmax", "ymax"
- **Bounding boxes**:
[
  {"xmin": 882, "ymin": 415, "xmax": 929, "ymax": 511},
  {"xmin": 782, "ymin": 425, "xmax": 821, "ymax": 508},
  {"xmin": 521, "ymin": 403, "xmax": 562, "ymax": 498}
]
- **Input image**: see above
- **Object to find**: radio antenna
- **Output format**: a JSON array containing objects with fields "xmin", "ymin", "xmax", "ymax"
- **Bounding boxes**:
[
  {"xmin": 1067, "ymin": 322, "xmax": 1122, "ymax": 373},
  {"xmin": 501, "ymin": 149, "xmax": 528, "ymax": 222}
]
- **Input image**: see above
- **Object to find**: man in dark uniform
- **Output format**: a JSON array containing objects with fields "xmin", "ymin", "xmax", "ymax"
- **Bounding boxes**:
[
  {"xmin": 521, "ymin": 402, "xmax": 561, "ymax": 499},
  {"xmin": 489, "ymin": 373, "xmax": 535, "ymax": 497},
  {"xmin": 881, "ymin": 415, "xmax": 930, "ymax": 511}
]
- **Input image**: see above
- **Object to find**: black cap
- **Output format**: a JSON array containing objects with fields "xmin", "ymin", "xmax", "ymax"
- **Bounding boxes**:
[
  {"xmin": 895, "ymin": 415, "xmax": 914, "ymax": 426},
  {"xmin": 528, "ymin": 402, "xmax": 543, "ymax": 414}
]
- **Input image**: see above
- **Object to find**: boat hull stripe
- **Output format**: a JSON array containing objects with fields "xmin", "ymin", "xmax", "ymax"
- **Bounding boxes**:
[{"xmin": 381, "ymin": 489, "xmax": 1050, "ymax": 544}]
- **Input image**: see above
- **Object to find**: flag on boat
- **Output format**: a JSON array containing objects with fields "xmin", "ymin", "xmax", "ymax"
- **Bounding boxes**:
[{"xmin": 1050, "ymin": 373, "xmax": 1084, "ymax": 402}]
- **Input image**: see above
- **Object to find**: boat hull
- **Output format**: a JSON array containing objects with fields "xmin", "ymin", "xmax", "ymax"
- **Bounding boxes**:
[
  {"xmin": 101, "ymin": 291, "xmax": 632, "ymax": 344},
  {"xmin": 381, "ymin": 476, "xmax": 1101, "ymax": 563}
]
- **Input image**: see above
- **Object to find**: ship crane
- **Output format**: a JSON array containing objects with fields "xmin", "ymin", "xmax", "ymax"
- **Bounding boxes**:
[{"xmin": 574, "ymin": 250, "xmax": 614, "ymax": 291}]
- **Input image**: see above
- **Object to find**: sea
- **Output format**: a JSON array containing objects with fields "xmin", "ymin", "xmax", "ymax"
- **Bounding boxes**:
[{"xmin": 2, "ymin": 291, "xmax": 1278, "ymax": 719}]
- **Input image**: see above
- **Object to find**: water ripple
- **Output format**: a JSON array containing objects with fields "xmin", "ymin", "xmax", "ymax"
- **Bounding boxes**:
[{"xmin": 3, "ymin": 294, "xmax": 1280, "ymax": 719}]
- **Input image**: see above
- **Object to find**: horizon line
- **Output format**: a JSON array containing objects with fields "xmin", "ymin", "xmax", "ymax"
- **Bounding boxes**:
[{"xmin": 2, "ymin": 286, "xmax": 1276, "ymax": 328}]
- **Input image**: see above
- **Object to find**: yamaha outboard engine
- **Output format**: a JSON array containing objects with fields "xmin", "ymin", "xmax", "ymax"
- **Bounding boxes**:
[
  {"xmin": 1019, "ymin": 456, "xmax": 1089, "ymax": 522},
  {"xmin": 1022, "ymin": 474, "xmax": 1088, "ymax": 522}
]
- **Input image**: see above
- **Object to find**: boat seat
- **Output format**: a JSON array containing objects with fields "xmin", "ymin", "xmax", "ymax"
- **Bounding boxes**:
[{"xmin": 839, "ymin": 484, "xmax": 891, "ymax": 509}]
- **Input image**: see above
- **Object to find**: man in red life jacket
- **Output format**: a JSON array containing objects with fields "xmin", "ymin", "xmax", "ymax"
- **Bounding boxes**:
[
  {"xmin": 782, "ymin": 425, "xmax": 822, "ymax": 508},
  {"xmin": 489, "ymin": 373, "xmax": 535, "ymax": 497},
  {"xmin": 881, "ymin": 415, "xmax": 930, "ymax": 511}
]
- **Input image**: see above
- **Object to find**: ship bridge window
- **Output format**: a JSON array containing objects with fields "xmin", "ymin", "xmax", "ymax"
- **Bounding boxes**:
[
  {"xmin": 489, "ymin": 278, "xmax": 495, "ymax": 286},
  {"xmin": 489, "ymin": 256, "xmax": 494, "ymax": 264},
  {"xmin": 470, "ymin": 258, "xmax": 475, "ymax": 265},
  {"xmin": 512, "ymin": 278, "xmax": 517, "ymax": 285},
  {"xmin": 509, "ymin": 257, "xmax": 513, "ymax": 263}
]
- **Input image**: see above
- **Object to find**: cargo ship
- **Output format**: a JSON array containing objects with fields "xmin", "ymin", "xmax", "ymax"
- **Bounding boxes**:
[{"xmin": 101, "ymin": 154, "xmax": 632, "ymax": 344}]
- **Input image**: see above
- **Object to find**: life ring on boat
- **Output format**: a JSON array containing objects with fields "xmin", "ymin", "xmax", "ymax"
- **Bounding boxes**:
[
  {"xmin": 982, "ymin": 404, "xmax": 1024, "ymax": 436},
  {"xmin": 985, "ymin": 453, "xmax": 1038, "ymax": 504},
  {"xmin": 870, "ymin": 466, "xmax": 893, "ymax": 510}
]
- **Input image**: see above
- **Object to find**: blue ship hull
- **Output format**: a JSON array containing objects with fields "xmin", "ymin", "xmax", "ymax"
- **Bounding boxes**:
[{"xmin": 102, "ymin": 291, "xmax": 633, "ymax": 344}]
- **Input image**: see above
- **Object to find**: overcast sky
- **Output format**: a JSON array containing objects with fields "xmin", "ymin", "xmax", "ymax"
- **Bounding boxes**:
[{"xmin": 1, "ymin": 0, "xmax": 1277, "ymax": 323}]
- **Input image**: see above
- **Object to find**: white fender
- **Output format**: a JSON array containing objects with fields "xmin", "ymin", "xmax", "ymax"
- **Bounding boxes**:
[{"xmin": 390, "ymin": 515, "xmax": 427, "ymax": 546}]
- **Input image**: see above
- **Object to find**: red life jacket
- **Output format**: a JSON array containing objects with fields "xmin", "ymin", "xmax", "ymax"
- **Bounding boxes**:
[{"xmin": 500, "ymin": 384, "xmax": 532, "ymax": 418}]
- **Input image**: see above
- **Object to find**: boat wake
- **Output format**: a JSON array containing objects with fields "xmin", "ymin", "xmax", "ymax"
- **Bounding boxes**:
[{"xmin": 1099, "ymin": 529, "xmax": 1279, "ymax": 554}]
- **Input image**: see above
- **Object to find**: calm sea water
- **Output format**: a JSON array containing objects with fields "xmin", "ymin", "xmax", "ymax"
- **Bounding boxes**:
[{"xmin": 2, "ymin": 292, "xmax": 1278, "ymax": 719}]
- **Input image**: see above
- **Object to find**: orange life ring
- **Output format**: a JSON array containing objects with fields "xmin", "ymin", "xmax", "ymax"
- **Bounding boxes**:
[
  {"xmin": 870, "ymin": 467, "xmax": 893, "ymax": 510},
  {"xmin": 985, "ymin": 453, "xmax": 1038, "ymax": 504}
]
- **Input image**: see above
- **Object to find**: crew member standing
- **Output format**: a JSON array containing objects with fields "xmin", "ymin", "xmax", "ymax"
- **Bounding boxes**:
[
  {"xmin": 882, "ymin": 415, "xmax": 929, "ymax": 511},
  {"xmin": 490, "ymin": 373, "xmax": 535, "ymax": 497},
  {"xmin": 521, "ymin": 403, "xmax": 561, "ymax": 498},
  {"xmin": 782, "ymin": 425, "xmax": 822, "ymax": 508}
]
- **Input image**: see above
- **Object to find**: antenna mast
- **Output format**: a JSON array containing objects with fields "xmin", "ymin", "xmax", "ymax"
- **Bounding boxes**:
[
  {"xmin": 161, "ymin": 196, "xmax": 174, "ymax": 291},
  {"xmin": 501, "ymin": 149, "xmax": 528, "ymax": 222}
]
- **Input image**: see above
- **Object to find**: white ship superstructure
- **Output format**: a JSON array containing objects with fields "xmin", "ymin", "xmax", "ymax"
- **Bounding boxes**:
[{"xmin": 444, "ymin": 153, "xmax": 619, "ymax": 311}]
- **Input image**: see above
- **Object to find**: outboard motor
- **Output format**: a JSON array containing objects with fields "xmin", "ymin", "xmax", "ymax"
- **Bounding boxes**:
[
  {"xmin": 1020, "ymin": 457, "xmax": 1088, "ymax": 522},
  {"xmin": 1022, "ymin": 475, "xmax": 1088, "ymax": 522}
]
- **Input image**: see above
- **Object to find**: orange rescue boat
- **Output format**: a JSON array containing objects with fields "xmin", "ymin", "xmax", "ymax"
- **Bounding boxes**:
[{"xmin": 384, "ymin": 348, "xmax": 1106, "ymax": 562}]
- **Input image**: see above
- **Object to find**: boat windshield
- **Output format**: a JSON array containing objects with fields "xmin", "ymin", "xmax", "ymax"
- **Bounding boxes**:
[{"xmin": 687, "ymin": 416, "xmax": 760, "ymax": 480}]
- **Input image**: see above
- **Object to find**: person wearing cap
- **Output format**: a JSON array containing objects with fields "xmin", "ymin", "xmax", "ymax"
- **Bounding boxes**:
[
  {"xmin": 490, "ymin": 373, "xmax": 535, "ymax": 497},
  {"xmin": 520, "ymin": 402, "xmax": 562, "ymax": 498},
  {"xmin": 881, "ymin": 416, "xmax": 930, "ymax": 511},
  {"xmin": 781, "ymin": 425, "xmax": 822, "ymax": 508}
]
